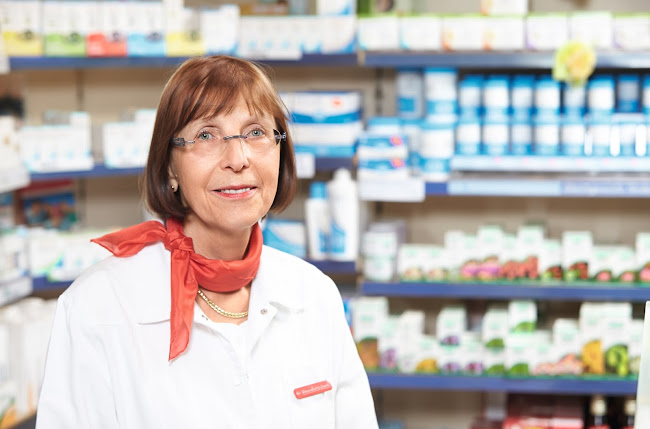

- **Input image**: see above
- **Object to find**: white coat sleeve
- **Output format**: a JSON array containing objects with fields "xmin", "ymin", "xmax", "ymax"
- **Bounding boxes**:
[
  {"xmin": 330, "ymin": 285, "xmax": 379, "ymax": 429},
  {"xmin": 36, "ymin": 293, "xmax": 118, "ymax": 429}
]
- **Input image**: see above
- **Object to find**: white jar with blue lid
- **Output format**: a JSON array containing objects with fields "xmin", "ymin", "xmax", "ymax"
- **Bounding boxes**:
[
  {"xmin": 588, "ymin": 75, "xmax": 615, "ymax": 118},
  {"xmin": 419, "ymin": 121, "xmax": 455, "ymax": 181},
  {"xmin": 424, "ymin": 67, "xmax": 457, "ymax": 124},
  {"xmin": 401, "ymin": 118, "xmax": 422, "ymax": 175},
  {"xmin": 561, "ymin": 115, "xmax": 586, "ymax": 156},
  {"xmin": 455, "ymin": 115, "xmax": 481, "ymax": 155},
  {"xmin": 588, "ymin": 116, "xmax": 612, "ymax": 157},
  {"xmin": 511, "ymin": 75, "xmax": 534, "ymax": 119},
  {"xmin": 642, "ymin": 74, "xmax": 650, "ymax": 115},
  {"xmin": 482, "ymin": 116, "xmax": 510, "ymax": 156},
  {"xmin": 534, "ymin": 76, "xmax": 560, "ymax": 117},
  {"xmin": 563, "ymin": 84, "xmax": 586, "ymax": 117},
  {"xmin": 459, "ymin": 74, "xmax": 483, "ymax": 117},
  {"xmin": 511, "ymin": 117, "xmax": 533, "ymax": 155},
  {"xmin": 482, "ymin": 75, "xmax": 510, "ymax": 118},
  {"xmin": 617, "ymin": 74, "xmax": 640, "ymax": 113},
  {"xmin": 616, "ymin": 114, "xmax": 643, "ymax": 157},
  {"xmin": 397, "ymin": 69, "xmax": 424, "ymax": 120},
  {"xmin": 533, "ymin": 115, "xmax": 560, "ymax": 156}
]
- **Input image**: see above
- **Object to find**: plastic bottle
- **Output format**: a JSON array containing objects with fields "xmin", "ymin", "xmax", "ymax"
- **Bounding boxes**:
[
  {"xmin": 305, "ymin": 181, "xmax": 330, "ymax": 261},
  {"xmin": 587, "ymin": 395, "xmax": 610, "ymax": 429},
  {"xmin": 621, "ymin": 397, "xmax": 635, "ymax": 429},
  {"xmin": 327, "ymin": 169, "xmax": 359, "ymax": 262}
]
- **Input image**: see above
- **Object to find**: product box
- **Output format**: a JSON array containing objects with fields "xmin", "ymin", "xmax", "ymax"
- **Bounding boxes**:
[
  {"xmin": 525, "ymin": 13, "xmax": 568, "ymax": 51},
  {"xmin": 86, "ymin": 1, "xmax": 128, "ymax": 57},
  {"xmin": 165, "ymin": 7, "xmax": 204, "ymax": 57},
  {"xmin": 461, "ymin": 331, "xmax": 484, "ymax": 375},
  {"xmin": 399, "ymin": 15, "xmax": 441, "ymax": 51},
  {"xmin": 441, "ymin": 15, "xmax": 485, "ymax": 51},
  {"xmin": 362, "ymin": 227, "xmax": 400, "ymax": 282},
  {"xmin": 629, "ymin": 319, "xmax": 643, "ymax": 375},
  {"xmin": 378, "ymin": 315, "xmax": 399, "ymax": 371},
  {"xmin": 0, "ymin": 228, "xmax": 27, "ymax": 283},
  {"xmin": 613, "ymin": 13, "xmax": 650, "ymax": 50},
  {"xmin": 42, "ymin": 0, "xmax": 90, "ymax": 57},
  {"xmin": 482, "ymin": 305, "xmax": 508, "ymax": 349},
  {"xmin": 261, "ymin": 219, "xmax": 307, "ymax": 259},
  {"xmin": 419, "ymin": 122, "xmax": 455, "ymax": 181},
  {"xmin": 357, "ymin": 134, "xmax": 409, "ymax": 160},
  {"xmin": 201, "ymin": 5, "xmax": 239, "ymax": 55},
  {"xmin": 505, "ymin": 332, "xmax": 535, "ymax": 376},
  {"xmin": 530, "ymin": 330, "xmax": 553, "ymax": 376},
  {"xmin": 126, "ymin": 0, "xmax": 165, "ymax": 57},
  {"xmin": 396, "ymin": 310, "xmax": 426, "ymax": 373},
  {"xmin": 0, "ymin": 0, "xmax": 43, "ymax": 56},
  {"xmin": 480, "ymin": 0, "xmax": 528, "ymax": 15},
  {"xmin": 46, "ymin": 230, "xmax": 112, "ymax": 281},
  {"xmin": 552, "ymin": 318, "xmax": 582, "ymax": 376},
  {"xmin": 357, "ymin": 15, "xmax": 400, "ymax": 51},
  {"xmin": 508, "ymin": 300, "xmax": 536, "ymax": 333},
  {"xmin": 397, "ymin": 245, "xmax": 448, "ymax": 282},
  {"xmin": 237, "ymin": 16, "xmax": 301, "ymax": 60},
  {"xmin": 569, "ymin": 11, "xmax": 613, "ymax": 50},
  {"xmin": 444, "ymin": 230, "xmax": 465, "ymax": 280},
  {"xmin": 602, "ymin": 303, "xmax": 632, "ymax": 377},
  {"xmin": 580, "ymin": 302, "xmax": 605, "ymax": 375},
  {"xmin": 516, "ymin": 224, "xmax": 545, "ymax": 281},
  {"xmin": 538, "ymin": 239, "xmax": 563, "ymax": 281},
  {"xmin": 484, "ymin": 347, "xmax": 506, "ymax": 375},
  {"xmin": 351, "ymin": 297, "xmax": 389, "ymax": 370},
  {"xmin": 320, "ymin": 15, "xmax": 356, "ymax": 54},
  {"xmin": 437, "ymin": 305, "xmax": 467, "ymax": 346},
  {"xmin": 637, "ymin": 232, "xmax": 650, "ymax": 282},
  {"xmin": 482, "ymin": 16, "xmax": 525, "ymax": 51},
  {"xmin": 459, "ymin": 235, "xmax": 481, "ymax": 280},
  {"xmin": 562, "ymin": 231, "xmax": 592, "ymax": 281},
  {"xmin": 498, "ymin": 234, "xmax": 519, "ymax": 280},
  {"xmin": 476, "ymin": 225, "xmax": 503, "ymax": 281},
  {"xmin": 438, "ymin": 344, "xmax": 463, "ymax": 374},
  {"xmin": 316, "ymin": 0, "xmax": 355, "ymax": 15}
]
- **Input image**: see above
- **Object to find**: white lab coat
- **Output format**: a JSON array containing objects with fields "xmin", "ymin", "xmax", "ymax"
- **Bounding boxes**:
[{"xmin": 36, "ymin": 243, "xmax": 378, "ymax": 428}]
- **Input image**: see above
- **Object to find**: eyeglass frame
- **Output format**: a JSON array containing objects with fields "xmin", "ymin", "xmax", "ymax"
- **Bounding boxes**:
[{"xmin": 170, "ymin": 128, "xmax": 287, "ymax": 148}]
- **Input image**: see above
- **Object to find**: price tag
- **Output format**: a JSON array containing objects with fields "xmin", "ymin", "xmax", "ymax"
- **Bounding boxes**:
[
  {"xmin": 358, "ymin": 177, "xmax": 425, "ymax": 202},
  {"xmin": 295, "ymin": 153, "xmax": 315, "ymax": 179}
]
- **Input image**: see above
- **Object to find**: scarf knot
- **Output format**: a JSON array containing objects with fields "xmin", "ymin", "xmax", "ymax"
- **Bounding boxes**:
[{"xmin": 92, "ymin": 218, "xmax": 263, "ymax": 361}]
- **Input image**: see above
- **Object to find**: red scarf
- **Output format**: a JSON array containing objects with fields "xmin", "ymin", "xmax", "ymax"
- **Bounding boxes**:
[{"xmin": 91, "ymin": 218, "xmax": 262, "ymax": 361}]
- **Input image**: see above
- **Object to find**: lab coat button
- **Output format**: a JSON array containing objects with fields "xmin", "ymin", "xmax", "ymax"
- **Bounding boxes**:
[{"xmin": 260, "ymin": 308, "xmax": 268, "ymax": 315}]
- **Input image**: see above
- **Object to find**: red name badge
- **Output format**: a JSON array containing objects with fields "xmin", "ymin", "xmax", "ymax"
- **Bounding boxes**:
[{"xmin": 294, "ymin": 380, "xmax": 332, "ymax": 399}]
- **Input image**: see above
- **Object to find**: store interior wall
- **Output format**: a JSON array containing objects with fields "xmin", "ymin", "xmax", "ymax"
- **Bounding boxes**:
[{"xmin": 14, "ymin": 0, "xmax": 650, "ymax": 427}]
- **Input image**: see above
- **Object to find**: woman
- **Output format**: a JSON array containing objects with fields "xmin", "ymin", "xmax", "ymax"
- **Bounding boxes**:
[{"xmin": 36, "ymin": 55, "xmax": 377, "ymax": 428}]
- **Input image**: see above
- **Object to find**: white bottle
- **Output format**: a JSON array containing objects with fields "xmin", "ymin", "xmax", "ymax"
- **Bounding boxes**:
[
  {"xmin": 327, "ymin": 169, "xmax": 359, "ymax": 261},
  {"xmin": 305, "ymin": 181, "xmax": 330, "ymax": 261}
]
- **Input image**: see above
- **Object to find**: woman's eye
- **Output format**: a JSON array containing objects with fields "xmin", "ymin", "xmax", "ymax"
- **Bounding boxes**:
[
  {"xmin": 198, "ymin": 131, "xmax": 213, "ymax": 140},
  {"xmin": 248, "ymin": 128, "xmax": 265, "ymax": 138}
]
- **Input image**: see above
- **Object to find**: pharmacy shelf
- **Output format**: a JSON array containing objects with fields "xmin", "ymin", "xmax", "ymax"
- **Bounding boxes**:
[
  {"xmin": 32, "ymin": 277, "xmax": 71, "ymax": 291},
  {"xmin": 362, "ymin": 281, "xmax": 650, "ymax": 302},
  {"xmin": 0, "ymin": 277, "xmax": 33, "ymax": 308},
  {"xmin": 0, "ymin": 164, "xmax": 30, "ymax": 193},
  {"xmin": 29, "ymin": 157, "xmax": 353, "ymax": 182},
  {"xmin": 9, "ymin": 54, "xmax": 359, "ymax": 71},
  {"xmin": 363, "ymin": 51, "xmax": 650, "ymax": 69},
  {"xmin": 367, "ymin": 373, "xmax": 638, "ymax": 395},
  {"xmin": 452, "ymin": 156, "xmax": 650, "ymax": 173},
  {"xmin": 446, "ymin": 177, "xmax": 650, "ymax": 198}
]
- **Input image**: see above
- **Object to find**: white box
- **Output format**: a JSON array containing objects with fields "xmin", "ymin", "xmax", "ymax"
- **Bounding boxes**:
[
  {"xmin": 357, "ymin": 16, "xmax": 400, "ymax": 51},
  {"xmin": 613, "ymin": 14, "xmax": 650, "ymax": 50},
  {"xmin": 480, "ymin": 0, "xmax": 528, "ymax": 16},
  {"xmin": 442, "ymin": 15, "xmax": 484, "ymax": 51},
  {"xmin": 483, "ymin": 16, "xmax": 525, "ymax": 51},
  {"xmin": 399, "ymin": 16, "xmax": 441, "ymax": 51},
  {"xmin": 569, "ymin": 12, "xmax": 613, "ymax": 50},
  {"xmin": 526, "ymin": 14, "xmax": 568, "ymax": 50}
]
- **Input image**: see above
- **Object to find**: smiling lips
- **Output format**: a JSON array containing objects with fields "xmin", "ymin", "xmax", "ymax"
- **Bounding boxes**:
[{"xmin": 214, "ymin": 185, "xmax": 256, "ymax": 199}]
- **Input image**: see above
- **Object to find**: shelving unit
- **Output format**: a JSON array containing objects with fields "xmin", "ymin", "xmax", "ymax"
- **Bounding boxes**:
[
  {"xmin": 362, "ymin": 281, "xmax": 650, "ymax": 302},
  {"xmin": 0, "ymin": 165, "xmax": 30, "ymax": 194},
  {"xmin": 367, "ymin": 373, "xmax": 638, "ymax": 395},
  {"xmin": 0, "ymin": 277, "xmax": 33, "ymax": 308}
]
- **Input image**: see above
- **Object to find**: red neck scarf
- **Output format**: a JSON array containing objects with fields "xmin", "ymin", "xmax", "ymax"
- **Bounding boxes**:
[{"xmin": 91, "ymin": 218, "xmax": 262, "ymax": 361}]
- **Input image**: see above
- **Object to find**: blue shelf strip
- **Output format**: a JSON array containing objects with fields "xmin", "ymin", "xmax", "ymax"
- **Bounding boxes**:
[
  {"xmin": 367, "ymin": 373, "xmax": 638, "ymax": 395},
  {"xmin": 32, "ymin": 277, "xmax": 71, "ymax": 291},
  {"xmin": 362, "ymin": 281, "xmax": 650, "ymax": 302},
  {"xmin": 9, "ymin": 54, "xmax": 359, "ymax": 71},
  {"xmin": 313, "ymin": 157, "xmax": 355, "ymax": 171},
  {"xmin": 363, "ymin": 51, "xmax": 650, "ymax": 69},
  {"xmin": 452, "ymin": 156, "xmax": 650, "ymax": 174}
]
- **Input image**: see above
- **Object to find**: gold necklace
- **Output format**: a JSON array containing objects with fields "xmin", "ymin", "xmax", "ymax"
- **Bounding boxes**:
[{"xmin": 197, "ymin": 289, "xmax": 248, "ymax": 319}]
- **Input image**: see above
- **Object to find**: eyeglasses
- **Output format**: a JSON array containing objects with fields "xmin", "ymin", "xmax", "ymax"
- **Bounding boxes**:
[{"xmin": 170, "ymin": 127, "xmax": 286, "ymax": 156}]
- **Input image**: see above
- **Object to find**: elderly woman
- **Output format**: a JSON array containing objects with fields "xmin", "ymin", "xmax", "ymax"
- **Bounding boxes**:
[{"xmin": 36, "ymin": 56, "xmax": 377, "ymax": 428}]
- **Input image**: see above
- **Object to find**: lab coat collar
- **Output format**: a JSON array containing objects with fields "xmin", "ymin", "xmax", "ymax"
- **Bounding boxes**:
[{"xmin": 134, "ymin": 245, "xmax": 304, "ymax": 324}]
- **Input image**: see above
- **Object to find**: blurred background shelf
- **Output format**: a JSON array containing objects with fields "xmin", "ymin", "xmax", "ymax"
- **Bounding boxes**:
[
  {"xmin": 451, "ymin": 156, "xmax": 650, "ymax": 173},
  {"xmin": 0, "ymin": 277, "xmax": 33, "ymax": 307},
  {"xmin": 361, "ymin": 281, "xmax": 650, "ymax": 302},
  {"xmin": 367, "ymin": 373, "xmax": 638, "ymax": 395},
  {"xmin": 362, "ymin": 51, "xmax": 650, "ymax": 69},
  {"xmin": 0, "ymin": 165, "xmax": 30, "ymax": 193},
  {"xmin": 8, "ymin": 54, "xmax": 359, "ymax": 71}
]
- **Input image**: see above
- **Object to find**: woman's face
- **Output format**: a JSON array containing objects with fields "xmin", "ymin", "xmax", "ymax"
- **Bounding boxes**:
[{"xmin": 169, "ymin": 97, "xmax": 281, "ymax": 237}]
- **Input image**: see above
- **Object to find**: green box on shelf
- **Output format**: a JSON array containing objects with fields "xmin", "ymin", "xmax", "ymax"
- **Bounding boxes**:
[{"xmin": 44, "ymin": 34, "xmax": 86, "ymax": 57}]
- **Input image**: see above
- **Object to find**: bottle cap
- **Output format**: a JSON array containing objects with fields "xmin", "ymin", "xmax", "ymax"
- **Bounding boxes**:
[
  {"xmin": 309, "ymin": 182, "xmax": 327, "ymax": 199},
  {"xmin": 590, "ymin": 395, "xmax": 606, "ymax": 416}
]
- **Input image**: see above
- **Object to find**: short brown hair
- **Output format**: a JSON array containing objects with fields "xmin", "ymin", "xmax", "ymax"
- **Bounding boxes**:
[{"xmin": 143, "ymin": 55, "xmax": 297, "ymax": 221}]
